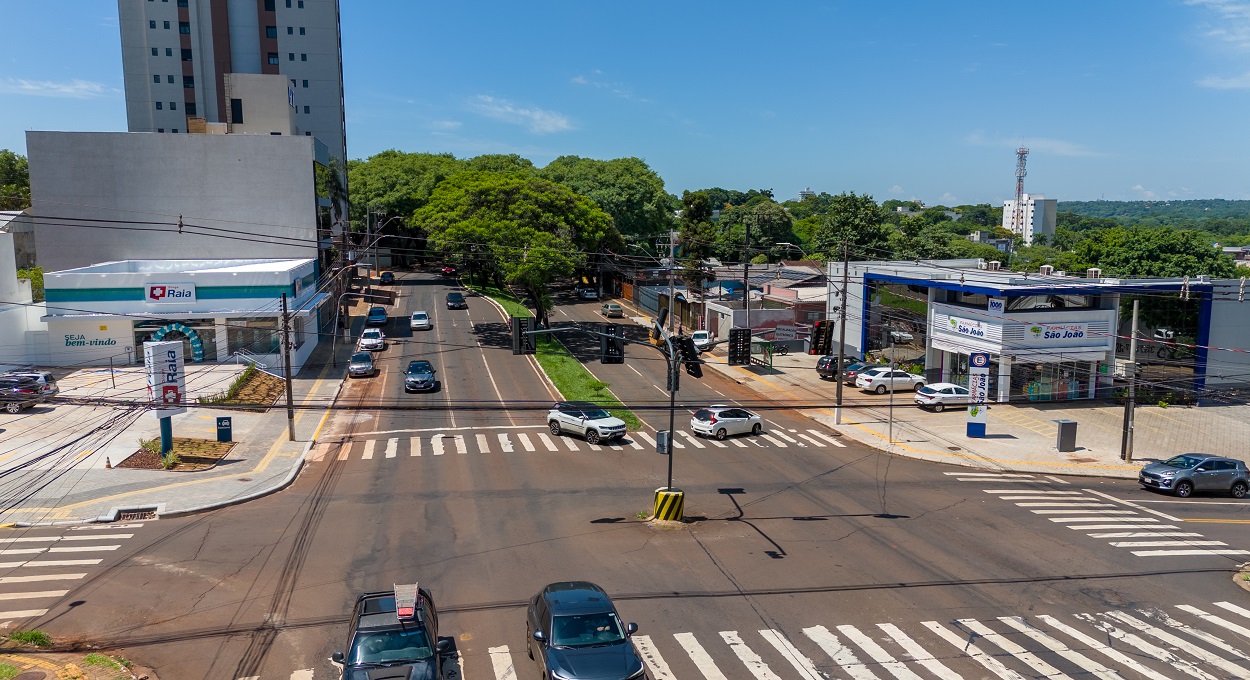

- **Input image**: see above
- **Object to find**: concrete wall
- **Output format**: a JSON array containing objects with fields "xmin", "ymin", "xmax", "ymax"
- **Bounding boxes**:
[
  {"xmin": 27, "ymin": 132, "xmax": 320, "ymax": 272},
  {"xmin": 1204, "ymin": 279, "xmax": 1250, "ymax": 388},
  {"xmin": 225, "ymin": 73, "xmax": 298, "ymax": 135}
]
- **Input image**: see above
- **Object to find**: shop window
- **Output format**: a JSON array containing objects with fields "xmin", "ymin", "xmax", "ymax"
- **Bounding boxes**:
[{"xmin": 227, "ymin": 319, "xmax": 280, "ymax": 356}]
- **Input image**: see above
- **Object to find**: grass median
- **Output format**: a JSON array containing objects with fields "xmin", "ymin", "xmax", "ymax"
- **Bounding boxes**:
[{"xmin": 468, "ymin": 282, "xmax": 642, "ymax": 431}]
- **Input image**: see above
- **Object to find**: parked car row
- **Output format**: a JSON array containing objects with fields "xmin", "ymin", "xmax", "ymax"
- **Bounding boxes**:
[{"xmin": 0, "ymin": 370, "xmax": 58, "ymax": 414}]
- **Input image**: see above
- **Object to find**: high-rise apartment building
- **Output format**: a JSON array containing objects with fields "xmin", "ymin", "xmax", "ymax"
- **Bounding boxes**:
[
  {"xmin": 117, "ymin": 0, "xmax": 346, "ymax": 163},
  {"xmin": 1001, "ymin": 193, "xmax": 1057, "ymax": 246}
]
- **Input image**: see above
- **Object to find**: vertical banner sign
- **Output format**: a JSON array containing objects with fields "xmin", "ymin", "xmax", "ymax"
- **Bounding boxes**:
[
  {"xmin": 144, "ymin": 340, "xmax": 186, "ymax": 405},
  {"xmin": 967, "ymin": 352, "xmax": 990, "ymax": 438}
]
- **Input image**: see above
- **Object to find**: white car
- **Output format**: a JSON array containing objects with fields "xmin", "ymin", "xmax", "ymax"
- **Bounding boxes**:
[
  {"xmin": 914, "ymin": 382, "xmax": 971, "ymax": 412},
  {"xmin": 410, "ymin": 311, "xmax": 432, "ymax": 331},
  {"xmin": 358, "ymin": 328, "xmax": 386, "ymax": 351},
  {"xmin": 547, "ymin": 401, "xmax": 627, "ymax": 444},
  {"xmin": 691, "ymin": 330, "xmax": 712, "ymax": 353},
  {"xmin": 691, "ymin": 406, "xmax": 762, "ymax": 440},
  {"xmin": 856, "ymin": 367, "xmax": 925, "ymax": 394},
  {"xmin": 889, "ymin": 330, "xmax": 914, "ymax": 344}
]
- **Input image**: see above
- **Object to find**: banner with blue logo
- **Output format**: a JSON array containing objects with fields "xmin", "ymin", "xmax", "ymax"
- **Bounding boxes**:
[{"xmin": 967, "ymin": 352, "xmax": 990, "ymax": 437}]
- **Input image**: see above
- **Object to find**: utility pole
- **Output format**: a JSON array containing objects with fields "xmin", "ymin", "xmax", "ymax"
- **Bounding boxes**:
[
  {"xmin": 743, "ymin": 214, "xmax": 751, "ymax": 332},
  {"xmin": 281, "ymin": 293, "xmax": 296, "ymax": 442},
  {"xmin": 667, "ymin": 233, "xmax": 677, "ymax": 334},
  {"xmin": 835, "ymin": 238, "xmax": 850, "ymax": 425},
  {"xmin": 1120, "ymin": 299, "xmax": 1139, "ymax": 461}
]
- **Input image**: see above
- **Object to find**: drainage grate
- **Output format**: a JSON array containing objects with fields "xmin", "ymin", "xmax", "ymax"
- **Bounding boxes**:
[
  {"xmin": 118, "ymin": 510, "xmax": 157, "ymax": 521},
  {"xmin": 948, "ymin": 446, "xmax": 962, "ymax": 451}
]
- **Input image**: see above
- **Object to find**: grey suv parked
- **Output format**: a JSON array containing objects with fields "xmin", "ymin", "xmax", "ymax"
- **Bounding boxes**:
[{"xmin": 1139, "ymin": 453, "xmax": 1249, "ymax": 498}]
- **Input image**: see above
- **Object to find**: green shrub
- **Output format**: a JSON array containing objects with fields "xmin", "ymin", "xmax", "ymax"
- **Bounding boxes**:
[
  {"xmin": 138, "ymin": 437, "xmax": 160, "ymax": 455},
  {"xmin": 161, "ymin": 452, "xmax": 181, "ymax": 470},
  {"xmin": 0, "ymin": 663, "xmax": 18, "ymax": 679},
  {"xmin": 8, "ymin": 629, "xmax": 51, "ymax": 647}
]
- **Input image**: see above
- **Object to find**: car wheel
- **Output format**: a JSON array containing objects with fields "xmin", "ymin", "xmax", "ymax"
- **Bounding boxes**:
[
  {"xmin": 914, "ymin": 381, "xmax": 924, "ymax": 391},
  {"xmin": 875, "ymin": 385, "xmax": 887, "ymax": 395},
  {"xmin": 1232, "ymin": 481, "xmax": 1248, "ymax": 499},
  {"xmin": 1174, "ymin": 480, "xmax": 1194, "ymax": 498},
  {"xmin": 933, "ymin": 403, "xmax": 945, "ymax": 413},
  {"xmin": 549, "ymin": 421, "xmax": 562, "ymax": 436},
  {"xmin": 715, "ymin": 428, "xmax": 728, "ymax": 441},
  {"xmin": 586, "ymin": 430, "xmax": 601, "ymax": 445},
  {"xmin": 751, "ymin": 423, "xmax": 762, "ymax": 435},
  {"xmin": 4, "ymin": 402, "xmax": 20, "ymax": 414}
]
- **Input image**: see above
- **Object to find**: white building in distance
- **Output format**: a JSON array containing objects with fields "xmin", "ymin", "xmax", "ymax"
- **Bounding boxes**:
[{"xmin": 1002, "ymin": 193, "xmax": 1057, "ymax": 246}]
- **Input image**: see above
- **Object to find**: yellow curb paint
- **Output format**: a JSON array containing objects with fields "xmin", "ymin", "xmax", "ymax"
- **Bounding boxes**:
[{"xmin": 5, "ymin": 653, "xmax": 62, "ymax": 670}]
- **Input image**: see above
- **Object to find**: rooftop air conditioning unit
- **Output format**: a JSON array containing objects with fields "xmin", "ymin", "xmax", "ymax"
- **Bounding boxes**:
[
  {"xmin": 987, "ymin": 261, "xmax": 1001, "ymax": 271},
  {"xmin": 1055, "ymin": 271, "xmax": 1066, "ymax": 277},
  {"xmin": 1087, "ymin": 267, "xmax": 1102, "ymax": 279},
  {"xmin": 1038, "ymin": 265, "xmax": 1054, "ymax": 276}
]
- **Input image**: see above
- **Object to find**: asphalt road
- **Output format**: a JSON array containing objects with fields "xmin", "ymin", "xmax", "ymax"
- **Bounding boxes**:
[{"xmin": 12, "ymin": 271, "xmax": 1249, "ymax": 680}]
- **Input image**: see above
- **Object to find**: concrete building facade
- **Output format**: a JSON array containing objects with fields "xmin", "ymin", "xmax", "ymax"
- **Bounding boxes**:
[
  {"xmin": 1002, "ymin": 193, "xmax": 1057, "ymax": 245},
  {"xmin": 117, "ymin": 0, "xmax": 346, "ymax": 162}
]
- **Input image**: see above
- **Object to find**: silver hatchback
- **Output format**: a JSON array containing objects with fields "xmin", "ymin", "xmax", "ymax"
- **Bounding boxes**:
[{"xmin": 1139, "ymin": 453, "xmax": 1249, "ymax": 498}]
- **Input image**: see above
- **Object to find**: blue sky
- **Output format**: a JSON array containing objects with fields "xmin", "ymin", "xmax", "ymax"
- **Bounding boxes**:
[{"xmin": 3, "ymin": 1, "xmax": 1250, "ymax": 205}]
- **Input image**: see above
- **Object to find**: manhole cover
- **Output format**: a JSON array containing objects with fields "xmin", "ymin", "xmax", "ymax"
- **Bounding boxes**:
[
  {"xmin": 119, "ymin": 510, "xmax": 156, "ymax": 521},
  {"xmin": 15, "ymin": 670, "xmax": 48, "ymax": 679}
]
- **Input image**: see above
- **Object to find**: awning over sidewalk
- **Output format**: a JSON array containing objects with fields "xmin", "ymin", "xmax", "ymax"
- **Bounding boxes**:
[{"xmin": 41, "ymin": 292, "xmax": 330, "ymax": 323}]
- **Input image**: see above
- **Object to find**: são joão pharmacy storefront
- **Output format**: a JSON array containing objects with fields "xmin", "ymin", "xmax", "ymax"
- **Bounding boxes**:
[{"xmin": 40, "ymin": 259, "xmax": 327, "ymax": 370}]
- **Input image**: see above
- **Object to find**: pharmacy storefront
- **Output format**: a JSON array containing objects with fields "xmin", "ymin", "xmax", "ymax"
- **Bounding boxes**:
[{"xmin": 41, "ymin": 259, "xmax": 327, "ymax": 373}]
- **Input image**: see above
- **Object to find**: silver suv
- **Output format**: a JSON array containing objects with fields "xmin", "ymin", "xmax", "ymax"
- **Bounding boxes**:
[
  {"xmin": 547, "ymin": 401, "xmax": 626, "ymax": 445},
  {"xmin": 1139, "ymin": 453, "xmax": 1249, "ymax": 498}
]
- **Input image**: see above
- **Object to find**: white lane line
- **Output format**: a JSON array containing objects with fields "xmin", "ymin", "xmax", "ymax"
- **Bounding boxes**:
[
  {"xmin": 61, "ymin": 534, "xmax": 132, "ymax": 541},
  {"xmin": 1110, "ymin": 540, "xmax": 1227, "ymax": 548},
  {"xmin": 1158, "ymin": 606, "xmax": 1250, "ymax": 661},
  {"xmin": 983, "ymin": 489, "xmax": 1083, "ymax": 494},
  {"xmin": 431, "ymin": 435, "xmax": 445, "ymax": 456},
  {"xmin": 956, "ymin": 618, "xmax": 1073, "ymax": 680},
  {"xmin": 1030, "ymin": 509, "xmax": 1139, "ymax": 515},
  {"xmin": 758, "ymin": 629, "xmax": 822, "ymax": 679},
  {"xmin": 362, "ymin": 440, "xmax": 376, "ymax": 460},
  {"xmin": 801, "ymin": 625, "xmax": 879, "ymax": 680},
  {"xmin": 678, "ymin": 431, "xmax": 707, "ymax": 449},
  {"xmin": 1016, "ymin": 502, "xmax": 1116, "ymax": 508},
  {"xmin": 498, "ymin": 433, "xmax": 513, "ymax": 453},
  {"xmin": 997, "ymin": 495, "xmax": 1094, "ymax": 501},
  {"xmin": 1082, "ymin": 488, "xmax": 1183, "ymax": 521},
  {"xmin": 48, "ymin": 545, "xmax": 120, "ymax": 553},
  {"xmin": 795, "ymin": 433, "xmax": 826, "ymax": 448},
  {"xmin": 476, "ymin": 434, "xmax": 491, "ymax": 454},
  {"xmin": 876, "ymin": 623, "xmax": 962, "ymax": 680},
  {"xmin": 943, "ymin": 472, "xmax": 1035, "ymax": 478},
  {"xmin": 674, "ymin": 632, "xmax": 730, "ymax": 680},
  {"xmin": 0, "ymin": 538, "xmax": 65, "ymax": 545},
  {"xmin": 0, "ymin": 590, "xmax": 68, "ymax": 601},
  {"xmin": 410, "ymin": 436, "xmax": 421, "ymax": 457},
  {"xmin": 626, "ymin": 437, "xmax": 643, "ymax": 450},
  {"xmin": 518, "ymin": 433, "xmax": 536, "ymax": 452},
  {"xmin": 1131, "ymin": 549, "xmax": 1250, "ymax": 556},
  {"xmin": 0, "ymin": 609, "xmax": 48, "ymax": 619},
  {"xmin": 1038, "ymin": 614, "xmax": 1168, "ymax": 680},
  {"xmin": 805, "ymin": 429, "xmax": 847, "ymax": 448},
  {"xmin": 536, "ymin": 432, "xmax": 558, "ymax": 451},
  {"xmin": 0, "ymin": 559, "xmax": 102, "ymax": 568},
  {"xmin": 70, "ymin": 524, "xmax": 144, "ymax": 530},
  {"xmin": 835, "ymin": 624, "xmax": 922, "ymax": 679},
  {"xmin": 385, "ymin": 438, "xmax": 398, "ymax": 458},
  {"xmin": 923, "ymin": 620, "xmax": 1026, "ymax": 680},
  {"xmin": 1049, "ymin": 516, "xmax": 1157, "ymax": 523},
  {"xmin": 720, "ymin": 630, "xmax": 783, "ymax": 680},
  {"xmin": 1087, "ymin": 532, "xmax": 1202, "ymax": 538},
  {"xmin": 758, "ymin": 434, "xmax": 786, "ymax": 447},
  {"xmin": 632, "ymin": 635, "xmax": 675, "ymax": 680},
  {"xmin": 0, "ymin": 574, "xmax": 86, "ymax": 584},
  {"xmin": 1103, "ymin": 610, "xmax": 1249, "ymax": 678},
  {"xmin": 997, "ymin": 616, "xmax": 1122, "ymax": 680},
  {"xmin": 956, "ymin": 477, "xmax": 1038, "ymax": 482},
  {"xmin": 454, "ymin": 436, "xmax": 468, "ymax": 455},
  {"xmin": 488, "ymin": 644, "xmax": 515, "ymax": 680},
  {"xmin": 627, "ymin": 365, "xmax": 647, "ymax": 380},
  {"xmin": 1074, "ymin": 524, "xmax": 1179, "ymax": 530},
  {"xmin": 1215, "ymin": 600, "xmax": 1250, "ymax": 620}
]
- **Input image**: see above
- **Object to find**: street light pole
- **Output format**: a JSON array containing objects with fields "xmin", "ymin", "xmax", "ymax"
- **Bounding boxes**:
[{"xmin": 835, "ymin": 239, "xmax": 850, "ymax": 425}]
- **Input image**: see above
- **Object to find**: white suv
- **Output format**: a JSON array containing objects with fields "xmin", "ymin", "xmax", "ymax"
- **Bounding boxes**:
[{"xmin": 547, "ymin": 401, "xmax": 627, "ymax": 445}]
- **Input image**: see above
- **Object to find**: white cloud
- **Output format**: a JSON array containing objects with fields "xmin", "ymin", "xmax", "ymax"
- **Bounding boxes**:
[
  {"xmin": 1187, "ymin": 0, "xmax": 1250, "ymax": 48},
  {"xmin": 1198, "ymin": 70, "xmax": 1250, "ymax": 88},
  {"xmin": 1131, "ymin": 184, "xmax": 1158, "ymax": 200},
  {"xmin": 964, "ymin": 131, "xmax": 1105, "ymax": 157},
  {"xmin": 470, "ymin": 95, "xmax": 572, "ymax": 134},
  {"xmin": 889, "ymin": 185, "xmax": 904, "ymax": 195},
  {"xmin": 571, "ymin": 75, "xmax": 588, "ymax": 85},
  {"xmin": 0, "ymin": 78, "xmax": 116, "ymax": 99},
  {"xmin": 940, "ymin": 192, "xmax": 959, "ymax": 204},
  {"xmin": 569, "ymin": 71, "xmax": 646, "ymax": 102},
  {"xmin": 428, "ymin": 120, "xmax": 462, "ymax": 130}
]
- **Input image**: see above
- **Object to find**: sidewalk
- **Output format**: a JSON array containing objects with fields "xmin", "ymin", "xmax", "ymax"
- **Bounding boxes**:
[
  {"xmin": 0, "ymin": 335, "xmax": 351, "ymax": 526},
  {"xmin": 614, "ymin": 305, "xmax": 1241, "ymax": 480}
]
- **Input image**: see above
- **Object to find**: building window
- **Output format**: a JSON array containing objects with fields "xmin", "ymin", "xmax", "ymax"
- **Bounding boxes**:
[
  {"xmin": 285, "ymin": 0, "xmax": 291, "ymax": 6},
  {"xmin": 166, "ymin": 47, "xmax": 173, "ymax": 56},
  {"xmin": 267, "ymin": 52, "xmax": 279, "ymax": 65},
  {"xmin": 183, "ymin": 76, "xmax": 194, "ymax": 88},
  {"xmin": 287, "ymin": 26, "xmax": 293, "ymax": 35},
  {"xmin": 230, "ymin": 98, "xmax": 243, "ymax": 123},
  {"xmin": 305, "ymin": 131, "xmax": 311, "ymax": 136},
  {"xmin": 178, "ymin": 0, "xmax": 188, "ymax": 5},
  {"xmin": 153, "ymin": 75, "xmax": 161, "ymax": 84},
  {"xmin": 170, "ymin": 101, "xmax": 177, "ymax": 110},
  {"xmin": 302, "ymin": 79, "xmax": 308, "ymax": 88},
  {"xmin": 182, "ymin": 48, "xmax": 193, "ymax": 61},
  {"xmin": 265, "ymin": 0, "xmax": 276, "ymax": 10},
  {"xmin": 155, "ymin": 102, "xmax": 163, "ymax": 110},
  {"xmin": 172, "ymin": 128, "xmax": 178, "ymax": 133},
  {"xmin": 167, "ymin": 74, "xmax": 175, "ymax": 83},
  {"xmin": 158, "ymin": 128, "xmax": 164, "ymax": 133},
  {"xmin": 266, "ymin": 26, "xmax": 277, "ymax": 38},
  {"xmin": 299, "ymin": 27, "xmax": 305, "ymax": 35},
  {"xmin": 293, "ymin": 317, "xmax": 305, "ymax": 349},
  {"xmin": 298, "ymin": 1, "xmax": 303, "ymax": 7},
  {"xmin": 270, "ymin": 131, "xmax": 281, "ymax": 135},
  {"xmin": 149, "ymin": 20, "xmax": 156, "ymax": 29},
  {"xmin": 290, "ymin": 78, "xmax": 297, "ymax": 88},
  {"xmin": 151, "ymin": 47, "xmax": 158, "ymax": 56},
  {"xmin": 303, "ymin": 105, "xmax": 310, "ymax": 113},
  {"xmin": 179, "ymin": 22, "xmax": 190, "ymax": 34},
  {"xmin": 185, "ymin": 102, "xmax": 196, "ymax": 116},
  {"xmin": 288, "ymin": 52, "xmax": 295, "ymax": 61},
  {"xmin": 300, "ymin": 53, "xmax": 307, "ymax": 61},
  {"xmin": 163, "ymin": 20, "xmax": 171, "ymax": 29}
]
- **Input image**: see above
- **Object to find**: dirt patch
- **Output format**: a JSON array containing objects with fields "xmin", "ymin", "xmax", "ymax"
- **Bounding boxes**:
[
  {"xmin": 0, "ymin": 647, "xmax": 154, "ymax": 679},
  {"xmin": 115, "ymin": 437, "xmax": 236, "ymax": 472},
  {"xmin": 199, "ymin": 370, "xmax": 285, "ymax": 411}
]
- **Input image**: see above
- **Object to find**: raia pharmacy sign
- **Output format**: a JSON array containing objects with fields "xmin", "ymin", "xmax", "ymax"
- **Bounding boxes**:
[{"xmin": 145, "ymin": 283, "xmax": 196, "ymax": 304}]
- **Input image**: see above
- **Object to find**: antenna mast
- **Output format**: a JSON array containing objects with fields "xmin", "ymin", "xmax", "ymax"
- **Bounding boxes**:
[{"xmin": 1013, "ymin": 147, "xmax": 1029, "ymax": 236}]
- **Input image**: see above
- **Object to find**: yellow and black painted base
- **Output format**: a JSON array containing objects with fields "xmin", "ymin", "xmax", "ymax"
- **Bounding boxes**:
[{"xmin": 653, "ymin": 487, "xmax": 684, "ymax": 522}]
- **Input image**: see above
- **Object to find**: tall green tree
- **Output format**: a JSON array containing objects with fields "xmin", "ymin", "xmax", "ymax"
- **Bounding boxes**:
[
  {"xmin": 415, "ymin": 172, "xmax": 621, "ymax": 323},
  {"xmin": 811, "ymin": 192, "xmax": 889, "ymax": 260},
  {"xmin": 463, "ymin": 154, "xmax": 536, "ymax": 174},
  {"xmin": 0, "ymin": 150, "xmax": 30, "ymax": 211},
  {"xmin": 678, "ymin": 191, "xmax": 718, "ymax": 289},
  {"xmin": 539, "ymin": 156, "xmax": 673, "ymax": 241},
  {"xmin": 715, "ymin": 201, "xmax": 796, "ymax": 262},
  {"xmin": 1078, "ymin": 226, "xmax": 1237, "ymax": 278},
  {"xmin": 347, "ymin": 151, "xmax": 464, "ymax": 232}
]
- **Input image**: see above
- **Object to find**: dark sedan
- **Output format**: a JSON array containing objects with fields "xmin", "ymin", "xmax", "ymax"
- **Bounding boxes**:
[
  {"xmin": 0, "ymin": 377, "xmax": 42, "ymax": 414},
  {"xmin": 404, "ymin": 360, "xmax": 437, "ymax": 392},
  {"xmin": 446, "ymin": 292, "xmax": 468, "ymax": 310},
  {"xmin": 527, "ymin": 581, "xmax": 645, "ymax": 680}
]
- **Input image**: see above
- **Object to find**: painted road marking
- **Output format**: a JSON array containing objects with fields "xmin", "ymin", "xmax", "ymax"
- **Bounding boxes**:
[
  {"xmin": 410, "ymin": 436, "xmax": 421, "ymax": 456},
  {"xmin": 385, "ymin": 438, "xmax": 398, "ymax": 458},
  {"xmin": 806, "ymin": 429, "xmax": 847, "ymax": 448},
  {"xmin": 997, "ymin": 616, "xmax": 1120, "ymax": 680},
  {"xmin": 836, "ymin": 623, "xmax": 922, "ymax": 680},
  {"xmin": 758, "ymin": 628, "xmax": 822, "ymax": 679},
  {"xmin": 488, "ymin": 645, "xmax": 514, "ymax": 680},
  {"xmin": 476, "ymin": 434, "xmax": 490, "ymax": 454},
  {"xmin": 1036, "ymin": 614, "xmax": 1167, "ymax": 680},
  {"xmin": 431, "ymin": 436, "xmax": 445, "ymax": 456},
  {"xmin": 536, "ymin": 433, "xmax": 557, "ymax": 451},
  {"xmin": 924, "ymin": 620, "xmax": 1027, "ymax": 680},
  {"xmin": 362, "ymin": 440, "xmax": 376, "ymax": 460},
  {"xmin": 801, "ymin": 625, "xmax": 880, "ymax": 680},
  {"xmin": 720, "ymin": 630, "xmax": 783, "ymax": 680},
  {"xmin": 673, "ymin": 632, "xmax": 729, "ymax": 680},
  {"xmin": 454, "ymin": 435, "xmax": 468, "ymax": 455},
  {"xmin": 877, "ymin": 622, "xmax": 962, "ymax": 680},
  {"xmin": 498, "ymin": 433, "xmax": 513, "ymax": 452},
  {"xmin": 0, "ymin": 590, "xmax": 68, "ymax": 600},
  {"xmin": 518, "ymin": 433, "xmax": 536, "ymax": 452},
  {"xmin": 48, "ymin": 545, "xmax": 120, "ymax": 553},
  {"xmin": 0, "ymin": 574, "xmax": 86, "ymax": 584},
  {"xmin": 632, "ymin": 635, "xmax": 675, "ymax": 680}
]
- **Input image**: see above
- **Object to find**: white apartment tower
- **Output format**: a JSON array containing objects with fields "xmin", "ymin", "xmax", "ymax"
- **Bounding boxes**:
[
  {"xmin": 1002, "ymin": 193, "xmax": 1057, "ymax": 246},
  {"xmin": 117, "ymin": 0, "xmax": 346, "ymax": 163}
]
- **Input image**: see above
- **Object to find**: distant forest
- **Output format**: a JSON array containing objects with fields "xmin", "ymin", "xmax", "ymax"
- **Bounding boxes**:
[{"xmin": 1058, "ymin": 199, "xmax": 1250, "ymax": 239}]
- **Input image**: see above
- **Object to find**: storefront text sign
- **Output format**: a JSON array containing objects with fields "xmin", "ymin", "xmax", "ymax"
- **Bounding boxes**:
[
  {"xmin": 145, "ymin": 283, "xmax": 196, "ymax": 304},
  {"xmin": 144, "ymin": 340, "xmax": 185, "ymax": 406},
  {"xmin": 1027, "ymin": 322, "xmax": 1087, "ymax": 342},
  {"xmin": 986, "ymin": 298, "xmax": 1005, "ymax": 316},
  {"xmin": 967, "ymin": 352, "xmax": 990, "ymax": 438},
  {"xmin": 948, "ymin": 315, "xmax": 987, "ymax": 339},
  {"xmin": 64, "ymin": 335, "xmax": 117, "ymax": 347}
]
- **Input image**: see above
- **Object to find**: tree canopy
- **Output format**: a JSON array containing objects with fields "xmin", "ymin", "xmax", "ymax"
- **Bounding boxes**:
[
  {"xmin": 0, "ymin": 150, "xmax": 30, "ymax": 211},
  {"xmin": 538, "ymin": 156, "xmax": 673, "ymax": 241}
]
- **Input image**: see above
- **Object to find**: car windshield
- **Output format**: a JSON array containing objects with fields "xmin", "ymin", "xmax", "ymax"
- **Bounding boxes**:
[
  {"xmin": 351, "ymin": 353, "xmax": 371, "ymax": 364},
  {"xmin": 448, "ymin": 294, "xmax": 463, "ymax": 301},
  {"xmin": 551, "ymin": 612, "xmax": 626, "ymax": 648},
  {"xmin": 362, "ymin": 330, "xmax": 381, "ymax": 338},
  {"xmin": 1162, "ymin": 455, "xmax": 1204, "ymax": 469},
  {"xmin": 845, "ymin": 363, "xmax": 867, "ymax": 371},
  {"xmin": 412, "ymin": 313, "xmax": 427, "ymax": 320},
  {"xmin": 349, "ymin": 628, "xmax": 433, "ymax": 664},
  {"xmin": 582, "ymin": 408, "xmax": 611, "ymax": 420},
  {"xmin": 407, "ymin": 361, "xmax": 432, "ymax": 374}
]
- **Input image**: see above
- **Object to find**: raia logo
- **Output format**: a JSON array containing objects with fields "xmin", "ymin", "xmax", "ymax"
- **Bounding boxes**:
[{"xmin": 146, "ymin": 283, "xmax": 196, "ymax": 303}]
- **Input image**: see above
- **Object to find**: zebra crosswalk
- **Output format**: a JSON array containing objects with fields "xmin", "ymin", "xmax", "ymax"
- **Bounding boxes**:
[
  {"xmin": 312, "ymin": 425, "xmax": 847, "ymax": 462},
  {"xmin": 458, "ymin": 599, "xmax": 1250, "ymax": 680},
  {"xmin": 947, "ymin": 471, "xmax": 1249, "ymax": 558},
  {"xmin": 0, "ymin": 522, "xmax": 147, "ymax": 623}
]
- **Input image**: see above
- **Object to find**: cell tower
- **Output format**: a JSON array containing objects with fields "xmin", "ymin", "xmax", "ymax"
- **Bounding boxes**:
[{"xmin": 1012, "ymin": 147, "xmax": 1029, "ymax": 236}]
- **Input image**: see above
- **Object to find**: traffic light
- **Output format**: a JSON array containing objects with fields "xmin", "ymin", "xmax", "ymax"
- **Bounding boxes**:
[
  {"xmin": 601, "ymin": 324, "xmax": 624, "ymax": 364},
  {"xmin": 727, "ymin": 327, "xmax": 751, "ymax": 366},
  {"xmin": 511, "ymin": 317, "xmax": 536, "ymax": 355},
  {"xmin": 678, "ymin": 336, "xmax": 703, "ymax": 378}
]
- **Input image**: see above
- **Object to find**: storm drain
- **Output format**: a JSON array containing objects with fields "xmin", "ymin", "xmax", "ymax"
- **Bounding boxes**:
[{"xmin": 118, "ymin": 509, "xmax": 157, "ymax": 521}]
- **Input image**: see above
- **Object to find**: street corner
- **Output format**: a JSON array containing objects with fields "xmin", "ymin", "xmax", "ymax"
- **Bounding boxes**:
[{"xmin": 0, "ymin": 648, "xmax": 155, "ymax": 680}]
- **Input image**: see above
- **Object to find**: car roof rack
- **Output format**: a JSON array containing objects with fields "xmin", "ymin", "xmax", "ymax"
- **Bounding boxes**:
[{"xmin": 394, "ymin": 583, "xmax": 423, "ymax": 622}]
